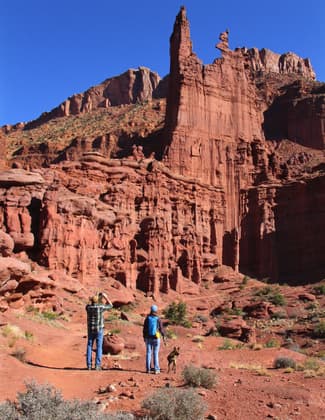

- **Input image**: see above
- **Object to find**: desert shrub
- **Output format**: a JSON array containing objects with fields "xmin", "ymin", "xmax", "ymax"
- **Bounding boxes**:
[
  {"xmin": 11, "ymin": 347, "xmax": 26, "ymax": 363},
  {"xmin": 255, "ymin": 287, "xmax": 286, "ymax": 306},
  {"xmin": 218, "ymin": 339, "xmax": 235, "ymax": 350},
  {"xmin": 264, "ymin": 338, "xmax": 280, "ymax": 348},
  {"xmin": 271, "ymin": 310, "xmax": 287, "ymax": 319},
  {"xmin": 269, "ymin": 292, "xmax": 286, "ymax": 306},
  {"xmin": 303, "ymin": 358, "xmax": 321, "ymax": 371},
  {"xmin": 313, "ymin": 284, "xmax": 325, "ymax": 295},
  {"xmin": 242, "ymin": 275, "xmax": 250, "ymax": 285},
  {"xmin": 182, "ymin": 364, "xmax": 217, "ymax": 389},
  {"xmin": 274, "ymin": 356, "xmax": 296, "ymax": 369},
  {"xmin": 41, "ymin": 311, "xmax": 59, "ymax": 321},
  {"xmin": 163, "ymin": 301, "xmax": 188, "ymax": 326},
  {"xmin": 193, "ymin": 314, "xmax": 209, "ymax": 323},
  {"xmin": 109, "ymin": 328, "xmax": 121, "ymax": 335},
  {"xmin": 181, "ymin": 319, "xmax": 192, "ymax": 328},
  {"xmin": 24, "ymin": 331, "xmax": 34, "ymax": 341},
  {"xmin": 165, "ymin": 328, "xmax": 177, "ymax": 340},
  {"xmin": 313, "ymin": 320, "xmax": 325, "ymax": 338},
  {"xmin": 1, "ymin": 380, "xmax": 113, "ymax": 419},
  {"xmin": 1, "ymin": 324, "xmax": 24, "ymax": 339},
  {"xmin": 142, "ymin": 387, "xmax": 206, "ymax": 420},
  {"xmin": 105, "ymin": 414, "xmax": 135, "ymax": 420},
  {"xmin": 0, "ymin": 401, "xmax": 17, "ymax": 420}
]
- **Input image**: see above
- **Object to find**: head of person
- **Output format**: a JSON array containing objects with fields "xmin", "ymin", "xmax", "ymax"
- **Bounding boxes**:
[
  {"xmin": 150, "ymin": 305, "xmax": 158, "ymax": 315},
  {"xmin": 90, "ymin": 295, "xmax": 99, "ymax": 304}
]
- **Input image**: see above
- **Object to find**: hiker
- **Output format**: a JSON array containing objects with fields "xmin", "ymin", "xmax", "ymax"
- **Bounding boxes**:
[
  {"xmin": 143, "ymin": 305, "xmax": 165, "ymax": 374},
  {"xmin": 86, "ymin": 292, "xmax": 113, "ymax": 370}
]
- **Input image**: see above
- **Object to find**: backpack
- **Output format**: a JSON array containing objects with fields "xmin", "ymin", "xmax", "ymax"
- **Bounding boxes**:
[{"xmin": 147, "ymin": 315, "xmax": 160, "ymax": 338}]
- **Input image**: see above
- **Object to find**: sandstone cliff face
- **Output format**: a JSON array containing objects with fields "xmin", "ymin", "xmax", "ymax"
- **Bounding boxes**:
[
  {"xmin": 163, "ymin": 7, "xmax": 325, "ymax": 282},
  {"xmin": 263, "ymin": 81, "xmax": 325, "ymax": 149},
  {"xmin": 12, "ymin": 67, "xmax": 166, "ymax": 131},
  {"xmin": 1, "ymin": 6, "xmax": 325, "ymax": 312}
]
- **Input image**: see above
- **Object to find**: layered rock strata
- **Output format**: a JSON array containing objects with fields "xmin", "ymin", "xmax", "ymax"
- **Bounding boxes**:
[{"xmin": 1, "ymin": 5, "xmax": 325, "ymax": 312}]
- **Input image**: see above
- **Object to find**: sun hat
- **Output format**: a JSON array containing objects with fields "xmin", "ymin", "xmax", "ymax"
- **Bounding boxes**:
[{"xmin": 151, "ymin": 305, "xmax": 158, "ymax": 313}]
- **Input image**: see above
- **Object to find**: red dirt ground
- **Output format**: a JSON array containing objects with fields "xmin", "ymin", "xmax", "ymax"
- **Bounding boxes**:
[{"xmin": 0, "ymin": 282, "xmax": 324, "ymax": 419}]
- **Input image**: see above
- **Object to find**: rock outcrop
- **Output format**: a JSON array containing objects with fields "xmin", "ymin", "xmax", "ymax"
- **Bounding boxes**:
[
  {"xmin": 0, "ymin": 7, "xmax": 325, "ymax": 314},
  {"xmin": 19, "ymin": 67, "xmax": 166, "ymax": 131}
]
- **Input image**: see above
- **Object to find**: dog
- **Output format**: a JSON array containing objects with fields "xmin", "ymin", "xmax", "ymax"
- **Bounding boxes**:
[{"xmin": 167, "ymin": 346, "xmax": 180, "ymax": 373}]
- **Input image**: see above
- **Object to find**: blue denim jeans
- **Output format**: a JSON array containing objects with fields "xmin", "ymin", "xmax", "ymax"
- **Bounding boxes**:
[
  {"xmin": 145, "ymin": 337, "xmax": 161, "ymax": 372},
  {"xmin": 87, "ymin": 329, "xmax": 104, "ymax": 368}
]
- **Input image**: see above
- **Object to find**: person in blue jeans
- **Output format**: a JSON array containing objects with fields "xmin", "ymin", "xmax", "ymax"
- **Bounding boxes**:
[
  {"xmin": 86, "ymin": 292, "xmax": 113, "ymax": 370},
  {"xmin": 143, "ymin": 305, "xmax": 165, "ymax": 374}
]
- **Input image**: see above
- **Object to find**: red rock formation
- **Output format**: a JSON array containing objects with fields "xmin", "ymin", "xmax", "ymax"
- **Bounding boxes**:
[
  {"xmin": 22, "ymin": 67, "xmax": 166, "ymax": 130},
  {"xmin": 263, "ymin": 81, "xmax": 325, "ymax": 149},
  {"xmin": 0, "ymin": 6, "xmax": 325, "ymax": 313},
  {"xmin": 163, "ymin": 6, "xmax": 325, "ymax": 283}
]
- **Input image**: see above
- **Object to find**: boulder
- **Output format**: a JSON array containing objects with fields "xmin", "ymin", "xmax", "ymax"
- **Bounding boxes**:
[
  {"xmin": 243, "ymin": 301, "xmax": 273, "ymax": 319},
  {"xmin": 0, "ymin": 230, "xmax": 14, "ymax": 256},
  {"xmin": 0, "ymin": 257, "xmax": 31, "ymax": 283},
  {"xmin": 102, "ymin": 334, "xmax": 125, "ymax": 355}
]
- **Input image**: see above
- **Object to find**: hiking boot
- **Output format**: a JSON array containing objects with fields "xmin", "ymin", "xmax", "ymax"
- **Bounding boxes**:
[
  {"xmin": 154, "ymin": 370, "xmax": 160, "ymax": 375},
  {"xmin": 87, "ymin": 366, "xmax": 92, "ymax": 370},
  {"xmin": 95, "ymin": 366, "xmax": 102, "ymax": 371}
]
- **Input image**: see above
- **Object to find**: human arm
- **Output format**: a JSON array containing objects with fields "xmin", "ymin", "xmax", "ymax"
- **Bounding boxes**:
[
  {"xmin": 143, "ymin": 317, "xmax": 148, "ymax": 340},
  {"xmin": 158, "ymin": 318, "xmax": 166, "ymax": 338},
  {"xmin": 100, "ymin": 292, "xmax": 113, "ymax": 308}
]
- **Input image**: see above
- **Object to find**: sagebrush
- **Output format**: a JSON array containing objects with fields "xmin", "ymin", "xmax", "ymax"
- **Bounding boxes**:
[
  {"xmin": 142, "ymin": 387, "xmax": 206, "ymax": 420},
  {"xmin": 274, "ymin": 356, "xmax": 296, "ymax": 369},
  {"xmin": 0, "ymin": 381, "xmax": 130, "ymax": 420},
  {"xmin": 182, "ymin": 364, "xmax": 217, "ymax": 389}
]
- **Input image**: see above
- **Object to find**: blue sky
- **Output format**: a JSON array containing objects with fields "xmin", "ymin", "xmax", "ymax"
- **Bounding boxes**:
[{"xmin": 1, "ymin": 0, "xmax": 324, "ymax": 125}]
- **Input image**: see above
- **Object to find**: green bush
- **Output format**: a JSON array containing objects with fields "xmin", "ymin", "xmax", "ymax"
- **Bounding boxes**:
[
  {"xmin": 218, "ymin": 339, "xmax": 235, "ymax": 350},
  {"xmin": 163, "ymin": 301, "xmax": 189, "ymax": 326},
  {"xmin": 0, "ymin": 380, "xmax": 114, "ymax": 419},
  {"xmin": 255, "ymin": 287, "xmax": 286, "ymax": 306},
  {"xmin": 313, "ymin": 320, "xmax": 325, "ymax": 338},
  {"xmin": 313, "ymin": 284, "xmax": 325, "ymax": 295},
  {"xmin": 269, "ymin": 292, "xmax": 286, "ymax": 306},
  {"xmin": 182, "ymin": 364, "xmax": 217, "ymax": 389},
  {"xmin": 41, "ymin": 311, "xmax": 59, "ymax": 321},
  {"xmin": 264, "ymin": 338, "xmax": 280, "ymax": 348},
  {"xmin": 142, "ymin": 387, "xmax": 206, "ymax": 420},
  {"xmin": 274, "ymin": 357, "xmax": 296, "ymax": 369},
  {"xmin": 242, "ymin": 276, "xmax": 250, "ymax": 285}
]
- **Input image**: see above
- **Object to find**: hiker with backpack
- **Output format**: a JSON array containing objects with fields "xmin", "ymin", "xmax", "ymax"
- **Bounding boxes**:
[{"xmin": 143, "ymin": 305, "xmax": 165, "ymax": 374}]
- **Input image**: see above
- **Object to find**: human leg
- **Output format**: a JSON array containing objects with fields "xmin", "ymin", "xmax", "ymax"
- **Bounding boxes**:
[
  {"xmin": 86, "ymin": 332, "xmax": 96, "ymax": 369},
  {"xmin": 145, "ymin": 338, "xmax": 153, "ymax": 372},
  {"xmin": 152, "ymin": 338, "xmax": 161, "ymax": 372},
  {"xmin": 95, "ymin": 329, "xmax": 104, "ymax": 368}
]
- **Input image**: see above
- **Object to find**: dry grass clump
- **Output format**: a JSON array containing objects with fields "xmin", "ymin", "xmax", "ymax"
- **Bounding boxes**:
[
  {"xmin": 230, "ymin": 363, "xmax": 270, "ymax": 376},
  {"xmin": 1, "ymin": 324, "xmax": 24, "ymax": 339}
]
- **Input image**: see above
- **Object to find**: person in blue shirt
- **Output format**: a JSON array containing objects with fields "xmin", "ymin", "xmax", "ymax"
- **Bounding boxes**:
[{"xmin": 143, "ymin": 305, "xmax": 165, "ymax": 374}]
